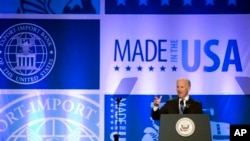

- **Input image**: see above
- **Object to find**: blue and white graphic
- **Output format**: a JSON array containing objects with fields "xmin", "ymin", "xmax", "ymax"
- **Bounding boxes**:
[
  {"xmin": 0, "ymin": 23, "xmax": 56, "ymax": 85},
  {"xmin": 101, "ymin": 15, "xmax": 250, "ymax": 95},
  {"xmin": 0, "ymin": 19, "xmax": 100, "ymax": 89},
  {"xmin": 106, "ymin": 0, "xmax": 250, "ymax": 14},
  {"xmin": 0, "ymin": 0, "xmax": 100, "ymax": 14},
  {"xmin": 0, "ymin": 93, "xmax": 100, "ymax": 140},
  {"xmin": 0, "ymin": 0, "xmax": 250, "ymax": 141},
  {"xmin": 101, "ymin": 11, "xmax": 250, "ymax": 140}
]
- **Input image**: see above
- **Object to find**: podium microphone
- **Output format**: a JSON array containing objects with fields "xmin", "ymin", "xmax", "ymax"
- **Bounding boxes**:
[
  {"xmin": 114, "ymin": 134, "xmax": 119, "ymax": 141},
  {"xmin": 112, "ymin": 77, "xmax": 138, "ymax": 141},
  {"xmin": 114, "ymin": 97, "xmax": 122, "ymax": 141}
]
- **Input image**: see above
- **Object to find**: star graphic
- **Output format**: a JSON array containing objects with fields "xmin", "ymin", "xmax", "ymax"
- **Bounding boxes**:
[
  {"xmin": 160, "ymin": 66, "xmax": 166, "ymax": 71},
  {"xmin": 149, "ymin": 66, "xmax": 154, "ymax": 71},
  {"xmin": 206, "ymin": 0, "xmax": 214, "ymax": 6},
  {"xmin": 183, "ymin": 0, "xmax": 192, "ymax": 6},
  {"xmin": 137, "ymin": 66, "xmax": 143, "ymax": 71},
  {"xmin": 114, "ymin": 65, "xmax": 119, "ymax": 71},
  {"xmin": 171, "ymin": 65, "xmax": 177, "ymax": 71},
  {"xmin": 126, "ymin": 66, "xmax": 131, "ymax": 71}
]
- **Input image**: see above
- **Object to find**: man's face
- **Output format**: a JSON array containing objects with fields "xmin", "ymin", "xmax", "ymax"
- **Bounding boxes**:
[{"xmin": 176, "ymin": 79, "xmax": 190, "ymax": 99}]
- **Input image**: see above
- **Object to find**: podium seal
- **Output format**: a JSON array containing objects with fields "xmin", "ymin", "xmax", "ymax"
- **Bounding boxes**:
[{"xmin": 176, "ymin": 117, "xmax": 195, "ymax": 137}]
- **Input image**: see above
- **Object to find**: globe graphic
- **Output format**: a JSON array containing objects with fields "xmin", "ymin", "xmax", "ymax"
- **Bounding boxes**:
[
  {"xmin": 7, "ymin": 118, "xmax": 99, "ymax": 141},
  {"xmin": 4, "ymin": 32, "xmax": 48, "ymax": 76}
]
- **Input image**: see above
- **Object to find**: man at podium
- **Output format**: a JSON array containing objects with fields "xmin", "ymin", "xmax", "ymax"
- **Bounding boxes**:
[{"xmin": 151, "ymin": 78, "xmax": 203, "ymax": 120}]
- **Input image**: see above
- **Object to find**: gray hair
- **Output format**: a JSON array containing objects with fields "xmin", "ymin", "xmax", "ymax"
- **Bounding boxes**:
[{"xmin": 177, "ymin": 78, "xmax": 191, "ymax": 87}]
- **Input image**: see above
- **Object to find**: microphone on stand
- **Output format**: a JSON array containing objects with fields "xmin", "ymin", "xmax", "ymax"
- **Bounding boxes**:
[
  {"xmin": 112, "ymin": 77, "xmax": 138, "ymax": 141},
  {"xmin": 114, "ymin": 97, "xmax": 122, "ymax": 141}
]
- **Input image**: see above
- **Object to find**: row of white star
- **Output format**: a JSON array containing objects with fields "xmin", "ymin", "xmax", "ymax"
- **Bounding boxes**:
[
  {"xmin": 117, "ymin": 0, "xmax": 237, "ymax": 6},
  {"xmin": 113, "ymin": 65, "xmax": 178, "ymax": 71}
]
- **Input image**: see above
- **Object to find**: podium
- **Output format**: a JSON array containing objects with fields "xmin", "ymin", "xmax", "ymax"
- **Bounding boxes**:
[{"xmin": 159, "ymin": 114, "xmax": 212, "ymax": 141}]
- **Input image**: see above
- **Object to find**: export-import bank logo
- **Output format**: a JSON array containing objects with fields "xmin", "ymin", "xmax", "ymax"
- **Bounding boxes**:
[
  {"xmin": 0, "ymin": 94, "xmax": 100, "ymax": 140},
  {"xmin": 0, "ymin": 23, "xmax": 56, "ymax": 84}
]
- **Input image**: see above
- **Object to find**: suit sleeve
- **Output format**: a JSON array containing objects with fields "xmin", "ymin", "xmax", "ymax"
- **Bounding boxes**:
[
  {"xmin": 151, "ymin": 101, "xmax": 169, "ymax": 120},
  {"xmin": 151, "ymin": 108, "xmax": 160, "ymax": 120},
  {"xmin": 190, "ymin": 101, "xmax": 203, "ymax": 114},
  {"xmin": 196, "ymin": 102, "xmax": 203, "ymax": 114}
]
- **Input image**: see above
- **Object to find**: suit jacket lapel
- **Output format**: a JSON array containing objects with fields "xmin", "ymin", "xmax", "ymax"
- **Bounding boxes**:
[{"xmin": 175, "ymin": 98, "xmax": 180, "ymax": 114}]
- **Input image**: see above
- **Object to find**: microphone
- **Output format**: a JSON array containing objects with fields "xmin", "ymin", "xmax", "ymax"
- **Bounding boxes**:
[{"xmin": 116, "ymin": 97, "xmax": 122, "ymax": 104}]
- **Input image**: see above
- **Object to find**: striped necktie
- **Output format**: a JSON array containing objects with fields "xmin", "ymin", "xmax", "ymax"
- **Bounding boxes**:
[{"xmin": 179, "ymin": 99, "xmax": 184, "ymax": 114}]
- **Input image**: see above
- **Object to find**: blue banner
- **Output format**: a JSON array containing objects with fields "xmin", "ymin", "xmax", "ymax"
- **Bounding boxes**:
[
  {"xmin": 0, "ymin": 19, "xmax": 100, "ymax": 89},
  {"xmin": 0, "ymin": 93, "xmax": 100, "ymax": 140},
  {"xmin": 105, "ymin": 0, "xmax": 250, "ymax": 14},
  {"xmin": 0, "ymin": 0, "xmax": 100, "ymax": 14}
]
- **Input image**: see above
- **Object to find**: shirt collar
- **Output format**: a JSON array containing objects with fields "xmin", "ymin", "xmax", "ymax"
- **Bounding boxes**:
[
  {"xmin": 179, "ymin": 95, "xmax": 189, "ymax": 102},
  {"xmin": 179, "ymin": 96, "xmax": 190, "ymax": 107}
]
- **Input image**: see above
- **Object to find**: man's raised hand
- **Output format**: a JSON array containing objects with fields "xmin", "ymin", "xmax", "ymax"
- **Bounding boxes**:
[{"xmin": 154, "ymin": 95, "xmax": 162, "ymax": 106}]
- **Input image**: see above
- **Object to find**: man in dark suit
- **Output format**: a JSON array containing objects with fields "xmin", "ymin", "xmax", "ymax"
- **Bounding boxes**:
[{"xmin": 151, "ymin": 78, "xmax": 203, "ymax": 120}]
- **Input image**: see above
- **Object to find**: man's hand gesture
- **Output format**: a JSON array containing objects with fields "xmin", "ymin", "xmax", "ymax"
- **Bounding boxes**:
[{"xmin": 153, "ymin": 95, "xmax": 162, "ymax": 107}]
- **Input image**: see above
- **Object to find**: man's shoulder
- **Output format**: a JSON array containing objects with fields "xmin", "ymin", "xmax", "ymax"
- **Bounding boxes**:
[
  {"xmin": 188, "ymin": 98, "xmax": 202, "ymax": 104},
  {"xmin": 167, "ymin": 97, "xmax": 179, "ymax": 103}
]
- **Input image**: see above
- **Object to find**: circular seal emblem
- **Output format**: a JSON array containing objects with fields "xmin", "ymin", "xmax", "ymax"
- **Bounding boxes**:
[
  {"xmin": 0, "ymin": 23, "xmax": 56, "ymax": 84},
  {"xmin": 176, "ymin": 117, "xmax": 195, "ymax": 137}
]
